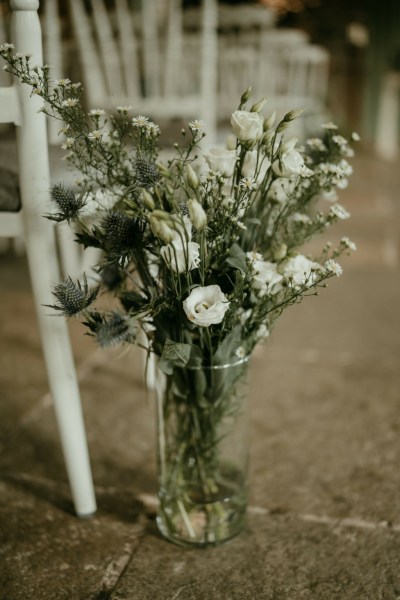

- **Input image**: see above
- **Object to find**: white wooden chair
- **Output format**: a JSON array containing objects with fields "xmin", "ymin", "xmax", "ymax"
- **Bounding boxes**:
[
  {"xmin": 218, "ymin": 27, "xmax": 310, "ymax": 122},
  {"xmin": 67, "ymin": 0, "xmax": 218, "ymax": 146},
  {"xmin": 0, "ymin": 0, "xmax": 96, "ymax": 517}
]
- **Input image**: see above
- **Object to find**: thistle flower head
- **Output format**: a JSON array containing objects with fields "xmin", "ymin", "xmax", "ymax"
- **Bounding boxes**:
[
  {"xmin": 134, "ymin": 157, "xmax": 159, "ymax": 189},
  {"xmin": 49, "ymin": 274, "xmax": 99, "ymax": 318},
  {"xmin": 100, "ymin": 211, "xmax": 141, "ymax": 256},
  {"xmin": 94, "ymin": 312, "xmax": 137, "ymax": 347},
  {"xmin": 48, "ymin": 184, "xmax": 85, "ymax": 222}
]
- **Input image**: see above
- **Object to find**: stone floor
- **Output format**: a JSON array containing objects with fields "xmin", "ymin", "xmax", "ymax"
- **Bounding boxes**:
[{"xmin": 0, "ymin": 149, "xmax": 400, "ymax": 599}]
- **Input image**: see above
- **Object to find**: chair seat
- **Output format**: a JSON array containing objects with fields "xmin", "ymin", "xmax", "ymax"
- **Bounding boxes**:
[{"xmin": 0, "ymin": 166, "xmax": 20, "ymax": 212}]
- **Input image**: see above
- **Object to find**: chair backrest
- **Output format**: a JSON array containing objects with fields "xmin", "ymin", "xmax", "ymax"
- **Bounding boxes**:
[
  {"xmin": 42, "ymin": 0, "xmax": 64, "ymax": 145},
  {"xmin": 67, "ymin": 0, "xmax": 218, "ymax": 145},
  {"xmin": 286, "ymin": 44, "xmax": 330, "ymax": 109},
  {"xmin": 0, "ymin": 2, "xmax": 97, "ymax": 519},
  {"xmin": 0, "ymin": 0, "xmax": 51, "ymax": 242}
]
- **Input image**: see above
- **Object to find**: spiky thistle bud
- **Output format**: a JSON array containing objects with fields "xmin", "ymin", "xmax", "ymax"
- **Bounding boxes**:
[
  {"xmin": 48, "ymin": 274, "xmax": 99, "ymax": 318},
  {"xmin": 135, "ymin": 157, "xmax": 159, "ymax": 189},
  {"xmin": 94, "ymin": 312, "xmax": 137, "ymax": 347},
  {"xmin": 48, "ymin": 183, "xmax": 85, "ymax": 222},
  {"xmin": 100, "ymin": 211, "xmax": 141, "ymax": 255}
]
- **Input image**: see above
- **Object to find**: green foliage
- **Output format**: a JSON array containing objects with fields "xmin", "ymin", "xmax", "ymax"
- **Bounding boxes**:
[
  {"xmin": 159, "ymin": 339, "xmax": 192, "ymax": 375},
  {"xmin": 0, "ymin": 45, "xmax": 357, "ymax": 368}
]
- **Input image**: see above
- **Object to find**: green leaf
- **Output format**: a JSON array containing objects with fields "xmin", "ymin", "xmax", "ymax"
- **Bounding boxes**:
[
  {"xmin": 226, "ymin": 243, "xmax": 247, "ymax": 274},
  {"xmin": 159, "ymin": 338, "xmax": 192, "ymax": 375},
  {"xmin": 75, "ymin": 230, "xmax": 103, "ymax": 249},
  {"xmin": 213, "ymin": 324, "xmax": 243, "ymax": 365}
]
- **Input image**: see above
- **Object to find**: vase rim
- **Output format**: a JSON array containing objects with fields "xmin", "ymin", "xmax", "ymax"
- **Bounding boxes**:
[{"xmin": 184, "ymin": 355, "xmax": 250, "ymax": 371}]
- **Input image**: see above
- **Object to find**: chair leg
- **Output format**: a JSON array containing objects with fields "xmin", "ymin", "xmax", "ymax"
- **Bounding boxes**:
[{"xmin": 25, "ymin": 223, "xmax": 97, "ymax": 517}]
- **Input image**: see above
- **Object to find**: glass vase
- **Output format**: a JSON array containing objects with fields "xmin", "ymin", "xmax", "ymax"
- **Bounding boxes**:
[{"xmin": 155, "ymin": 356, "xmax": 249, "ymax": 547}]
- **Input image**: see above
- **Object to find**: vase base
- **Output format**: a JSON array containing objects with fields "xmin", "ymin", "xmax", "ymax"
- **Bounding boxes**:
[
  {"xmin": 156, "ymin": 484, "xmax": 247, "ymax": 547},
  {"xmin": 156, "ymin": 513, "xmax": 246, "ymax": 548}
]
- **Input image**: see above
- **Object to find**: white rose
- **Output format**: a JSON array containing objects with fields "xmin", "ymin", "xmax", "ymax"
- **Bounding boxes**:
[
  {"xmin": 272, "ymin": 149, "xmax": 306, "ymax": 177},
  {"xmin": 231, "ymin": 110, "xmax": 263, "ymax": 142},
  {"xmin": 183, "ymin": 285, "xmax": 230, "ymax": 327},
  {"xmin": 160, "ymin": 239, "xmax": 200, "ymax": 274},
  {"xmin": 205, "ymin": 147, "xmax": 237, "ymax": 177},
  {"xmin": 282, "ymin": 255, "xmax": 320, "ymax": 286},
  {"xmin": 251, "ymin": 260, "xmax": 283, "ymax": 295},
  {"xmin": 242, "ymin": 150, "xmax": 271, "ymax": 181}
]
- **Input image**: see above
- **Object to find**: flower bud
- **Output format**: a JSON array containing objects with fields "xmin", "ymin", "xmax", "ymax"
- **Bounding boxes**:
[
  {"xmin": 142, "ymin": 189, "xmax": 155, "ymax": 210},
  {"xmin": 185, "ymin": 163, "xmax": 199, "ymax": 190},
  {"xmin": 264, "ymin": 111, "xmax": 276, "ymax": 131},
  {"xmin": 188, "ymin": 199, "xmax": 207, "ymax": 230},
  {"xmin": 276, "ymin": 120, "xmax": 290, "ymax": 133},
  {"xmin": 250, "ymin": 97, "xmax": 267, "ymax": 113},
  {"xmin": 272, "ymin": 243, "xmax": 287, "ymax": 261},
  {"xmin": 285, "ymin": 108, "xmax": 304, "ymax": 121},
  {"xmin": 240, "ymin": 86, "xmax": 252, "ymax": 105},
  {"xmin": 149, "ymin": 210, "xmax": 175, "ymax": 243},
  {"xmin": 156, "ymin": 163, "xmax": 170, "ymax": 178}
]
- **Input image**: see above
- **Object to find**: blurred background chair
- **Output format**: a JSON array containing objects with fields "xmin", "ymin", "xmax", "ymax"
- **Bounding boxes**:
[
  {"xmin": 0, "ymin": 0, "xmax": 96, "ymax": 517},
  {"xmin": 63, "ymin": 0, "xmax": 218, "ymax": 146}
]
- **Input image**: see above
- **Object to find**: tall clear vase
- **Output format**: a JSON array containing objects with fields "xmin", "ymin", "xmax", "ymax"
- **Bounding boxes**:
[{"xmin": 155, "ymin": 357, "xmax": 250, "ymax": 547}]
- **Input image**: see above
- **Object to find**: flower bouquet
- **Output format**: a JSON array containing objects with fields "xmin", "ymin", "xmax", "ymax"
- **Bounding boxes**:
[{"xmin": 1, "ymin": 44, "xmax": 357, "ymax": 546}]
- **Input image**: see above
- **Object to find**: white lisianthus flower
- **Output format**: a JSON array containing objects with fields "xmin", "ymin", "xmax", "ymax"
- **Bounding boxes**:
[
  {"xmin": 170, "ymin": 215, "xmax": 193, "ymax": 244},
  {"xmin": 205, "ymin": 147, "xmax": 237, "ymax": 177},
  {"xmin": 242, "ymin": 150, "xmax": 271, "ymax": 181},
  {"xmin": 231, "ymin": 110, "xmax": 264, "ymax": 142},
  {"xmin": 251, "ymin": 260, "xmax": 283, "ymax": 295},
  {"xmin": 183, "ymin": 285, "xmax": 230, "ymax": 327},
  {"xmin": 160, "ymin": 240, "xmax": 200, "ymax": 274},
  {"xmin": 272, "ymin": 148, "xmax": 308, "ymax": 177},
  {"xmin": 282, "ymin": 255, "xmax": 320, "ymax": 286}
]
